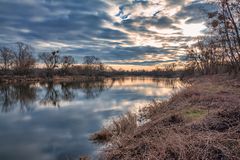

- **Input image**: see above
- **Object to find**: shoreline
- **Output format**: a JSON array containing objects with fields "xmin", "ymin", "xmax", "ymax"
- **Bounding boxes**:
[
  {"xmin": 0, "ymin": 75, "xmax": 100, "ymax": 84},
  {"xmin": 92, "ymin": 74, "xmax": 240, "ymax": 159},
  {"xmin": 0, "ymin": 75, "xmax": 182, "ymax": 84}
]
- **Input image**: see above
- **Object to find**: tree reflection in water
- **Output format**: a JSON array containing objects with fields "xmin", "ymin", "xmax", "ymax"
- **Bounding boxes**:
[
  {"xmin": 39, "ymin": 78, "xmax": 113, "ymax": 108},
  {"xmin": 40, "ymin": 82, "xmax": 61, "ymax": 107},
  {"xmin": 0, "ymin": 77, "xmax": 182, "ymax": 112},
  {"xmin": 0, "ymin": 86, "xmax": 16, "ymax": 112},
  {"xmin": 153, "ymin": 78, "xmax": 182, "ymax": 89},
  {"xmin": 69, "ymin": 78, "xmax": 114, "ymax": 99},
  {"xmin": 0, "ymin": 84, "xmax": 36, "ymax": 112}
]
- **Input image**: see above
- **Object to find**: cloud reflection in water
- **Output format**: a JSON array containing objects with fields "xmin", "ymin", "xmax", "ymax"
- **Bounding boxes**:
[{"xmin": 0, "ymin": 77, "xmax": 184, "ymax": 160}]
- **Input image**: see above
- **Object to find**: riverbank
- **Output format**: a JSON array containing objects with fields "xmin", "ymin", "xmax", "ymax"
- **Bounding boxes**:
[{"xmin": 92, "ymin": 74, "xmax": 240, "ymax": 160}]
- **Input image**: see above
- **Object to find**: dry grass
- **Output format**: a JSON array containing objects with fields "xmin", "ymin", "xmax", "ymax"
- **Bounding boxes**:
[
  {"xmin": 93, "ymin": 74, "xmax": 240, "ymax": 160},
  {"xmin": 90, "ymin": 112, "xmax": 138, "ymax": 144},
  {"xmin": 90, "ymin": 128, "xmax": 113, "ymax": 143},
  {"xmin": 79, "ymin": 156, "xmax": 91, "ymax": 160}
]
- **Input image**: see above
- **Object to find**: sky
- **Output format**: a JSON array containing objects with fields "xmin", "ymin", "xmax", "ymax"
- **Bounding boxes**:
[{"xmin": 0, "ymin": 0, "xmax": 216, "ymax": 69}]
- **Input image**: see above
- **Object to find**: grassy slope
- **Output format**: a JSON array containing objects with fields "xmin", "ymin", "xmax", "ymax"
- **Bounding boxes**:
[{"xmin": 94, "ymin": 74, "xmax": 240, "ymax": 160}]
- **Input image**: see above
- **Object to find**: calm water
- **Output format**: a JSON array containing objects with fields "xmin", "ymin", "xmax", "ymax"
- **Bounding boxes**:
[{"xmin": 0, "ymin": 77, "xmax": 183, "ymax": 160}]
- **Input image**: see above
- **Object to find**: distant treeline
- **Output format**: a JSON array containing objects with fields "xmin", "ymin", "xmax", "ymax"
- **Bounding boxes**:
[
  {"xmin": 0, "ymin": 42, "xmax": 182, "ymax": 78},
  {"xmin": 185, "ymin": 0, "xmax": 240, "ymax": 76}
]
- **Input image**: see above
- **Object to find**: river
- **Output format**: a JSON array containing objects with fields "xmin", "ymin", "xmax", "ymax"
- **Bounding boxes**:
[{"xmin": 0, "ymin": 77, "xmax": 184, "ymax": 160}]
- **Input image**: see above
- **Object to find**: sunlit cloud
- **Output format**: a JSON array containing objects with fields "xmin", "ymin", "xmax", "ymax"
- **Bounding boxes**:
[{"xmin": 178, "ymin": 19, "xmax": 206, "ymax": 37}]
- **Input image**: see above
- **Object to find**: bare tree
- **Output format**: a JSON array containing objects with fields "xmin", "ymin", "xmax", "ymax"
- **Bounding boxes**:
[
  {"xmin": 83, "ymin": 56, "xmax": 101, "ymax": 65},
  {"xmin": 61, "ymin": 55, "xmax": 75, "ymax": 71},
  {"xmin": 186, "ymin": 0, "xmax": 240, "ymax": 75},
  {"xmin": 164, "ymin": 63, "xmax": 176, "ymax": 73},
  {"xmin": 13, "ymin": 42, "xmax": 36, "ymax": 73},
  {"xmin": 207, "ymin": 0, "xmax": 240, "ymax": 73},
  {"xmin": 83, "ymin": 56, "xmax": 105, "ymax": 75},
  {"xmin": 39, "ymin": 50, "xmax": 60, "ymax": 70},
  {"xmin": 0, "ymin": 47, "xmax": 15, "ymax": 71}
]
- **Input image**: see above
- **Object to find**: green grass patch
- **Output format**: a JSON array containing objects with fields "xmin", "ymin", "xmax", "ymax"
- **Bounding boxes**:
[{"xmin": 183, "ymin": 109, "xmax": 208, "ymax": 120}]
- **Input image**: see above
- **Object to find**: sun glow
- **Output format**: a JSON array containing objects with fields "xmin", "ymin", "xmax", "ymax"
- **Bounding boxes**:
[{"xmin": 179, "ymin": 19, "xmax": 206, "ymax": 37}]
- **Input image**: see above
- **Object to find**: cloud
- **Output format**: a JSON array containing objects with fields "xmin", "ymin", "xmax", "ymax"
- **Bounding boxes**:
[
  {"xmin": 167, "ymin": 0, "xmax": 186, "ymax": 6},
  {"xmin": 175, "ymin": 1, "xmax": 217, "ymax": 23},
  {"xmin": 0, "ymin": 0, "xmax": 213, "ymax": 66},
  {"xmin": 96, "ymin": 28, "xmax": 129, "ymax": 40}
]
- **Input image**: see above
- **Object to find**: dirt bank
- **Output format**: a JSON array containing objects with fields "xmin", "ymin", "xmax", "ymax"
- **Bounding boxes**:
[{"xmin": 92, "ymin": 74, "xmax": 240, "ymax": 160}]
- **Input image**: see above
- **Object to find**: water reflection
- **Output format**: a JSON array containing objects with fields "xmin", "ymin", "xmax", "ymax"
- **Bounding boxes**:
[
  {"xmin": 0, "ymin": 79, "xmax": 116, "ymax": 111},
  {"xmin": 40, "ymin": 82, "xmax": 72, "ymax": 107},
  {"xmin": 0, "ymin": 84, "xmax": 37, "ymax": 112},
  {"xmin": 0, "ymin": 77, "xmax": 184, "ymax": 160}
]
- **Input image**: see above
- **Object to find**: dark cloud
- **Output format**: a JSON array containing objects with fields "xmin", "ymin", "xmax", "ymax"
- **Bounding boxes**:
[
  {"xmin": 0, "ymin": 1, "xmax": 128, "ymax": 44},
  {"xmin": 151, "ymin": 16, "xmax": 176, "ymax": 28},
  {"xmin": 175, "ymin": 1, "xmax": 217, "ymax": 23},
  {"xmin": 114, "ymin": 15, "xmax": 180, "ymax": 36},
  {"xmin": 96, "ymin": 28, "xmax": 128, "ymax": 40},
  {"xmin": 167, "ymin": 0, "xmax": 186, "ymax": 6},
  {"xmin": 66, "ymin": 45, "xmax": 174, "ymax": 63}
]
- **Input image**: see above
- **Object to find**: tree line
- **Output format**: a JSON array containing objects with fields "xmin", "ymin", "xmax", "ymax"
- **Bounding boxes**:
[
  {"xmin": 186, "ymin": 0, "xmax": 240, "ymax": 75},
  {"xmin": 0, "ymin": 42, "xmax": 182, "ymax": 78},
  {"xmin": 0, "ymin": 42, "xmax": 105, "ymax": 77}
]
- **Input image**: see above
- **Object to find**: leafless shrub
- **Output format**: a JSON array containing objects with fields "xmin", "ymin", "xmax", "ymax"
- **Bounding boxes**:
[
  {"xmin": 90, "ymin": 128, "xmax": 113, "ymax": 143},
  {"xmin": 90, "ymin": 112, "xmax": 137, "ymax": 144}
]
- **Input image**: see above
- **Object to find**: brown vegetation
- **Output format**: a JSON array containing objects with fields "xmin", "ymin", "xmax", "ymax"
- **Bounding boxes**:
[
  {"xmin": 90, "ymin": 112, "xmax": 138, "ymax": 143},
  {"xmin": 93, "ymin": 74, "xmax": 240, "ymax": 160},
  {"xmin": 0, "ymin": 42, "xmax": 36, "ymax": 75}
]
